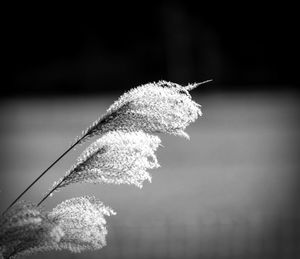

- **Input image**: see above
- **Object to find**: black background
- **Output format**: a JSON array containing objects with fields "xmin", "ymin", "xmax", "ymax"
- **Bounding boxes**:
[{"xmin": 4, "ymin": 2, "xmax": 298, "ymax": 97}]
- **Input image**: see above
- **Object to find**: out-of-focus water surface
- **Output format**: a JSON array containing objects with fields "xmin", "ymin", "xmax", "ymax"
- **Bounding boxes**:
[{"xmin": 0, "ymin": 91, "xmax": 299, "ymax": 259}]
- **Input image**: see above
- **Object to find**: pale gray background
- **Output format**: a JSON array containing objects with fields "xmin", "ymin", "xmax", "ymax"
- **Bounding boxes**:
[{"xmin": 0, "ymin": 91, "xmax": 299, "ymax": 258}]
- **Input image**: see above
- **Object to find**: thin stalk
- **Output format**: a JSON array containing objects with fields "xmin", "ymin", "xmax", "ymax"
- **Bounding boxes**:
[
  {"xmin": 2, "ymin": 134, "xmax": 86, "ymax": 215},
  {"xmin": 4, "ymin": 79, "xmax": 213, "ymax": 213},
  {"xmin": 37, "ymin": 154, "xmax": 141, "ymax": 207},
  {"xmin": 185, "ymin": 79, "xmax": 213, "ymax": 91},
  {"xmin": 37, "ymin": 175, "xmax": 67, "ymax": 207}
]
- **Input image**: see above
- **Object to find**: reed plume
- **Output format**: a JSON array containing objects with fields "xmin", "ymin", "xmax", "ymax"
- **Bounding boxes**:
[
  {"xmin": 0, "ymin": 202, "xmax": 64, "ymax": 259},
  {"xmin": 0, "ymin": 196, "xmax": 115, "ymax": 258},
  {"xmin": 4, "ymin": 79, "xmax": 210, "ymax": 213},
  {"xmin": 1, "ymin": 80, "xmax": 209, "ymax": 258},
  {"xmin": 78, "ymin": 80, "xmax": 203, "ymax": 142},
  {"xmin": 48, "ymin": 131, "xmax": 160, "ymax": 198},
  {"xmin": 48, "ymin": 196, "xmax": 115, "ymax": 253}
]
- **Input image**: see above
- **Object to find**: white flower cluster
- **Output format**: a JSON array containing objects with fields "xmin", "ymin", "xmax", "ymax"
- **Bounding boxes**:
[
  {"xmin": 79, "ymin": 80, "xmax": 202, "ymax": 142},
  {"xmin": 0, "ymin": 196, "xmax": 114, "ymax": 258},
  {"xmin": 49, "ymin": 196, "xmax": 116, "ymax": 253},
  {"xmin": 50, "ymin": 81, "xmax": 201, "ymax": 194},
  {"xmin": 57, "ymin": 131, "xmax": 161, "ymax": 189},
  {"xmin": 0, "ymin": 202, "xmax": 63, "ymax": 258},
  {"xmin": 1, "ymin": 80, "xmax": 205, "ymax": 258}
]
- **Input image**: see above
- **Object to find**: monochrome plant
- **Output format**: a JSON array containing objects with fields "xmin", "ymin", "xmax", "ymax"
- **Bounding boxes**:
[
  {"xmin": 51, "ymin": 131, "xmax": 161, "ymax": 191},
  {"xmin": 0, "ymin": 80, "xmax": 211, "ymax": 258}
]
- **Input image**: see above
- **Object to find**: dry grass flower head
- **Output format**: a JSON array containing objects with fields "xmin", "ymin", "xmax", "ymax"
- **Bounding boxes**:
[
  {"xmin": 1, "ymin": 80, "xmax": 210, "ymax": 258},
  {"xmin": 52, "ymin": 131, "xmax": 161, "ymax": 192},
  {"xmin": 3, "ymin": 80, "xmax": 209, "ymax": 215},
  {"xmin": 0, "ymin": 197, "xmax": 115, "ymax": 258},
  {"xmin": 78, "ymin": 80, "xmax": 203, "ymax": 143},
  {"xmin": 48, "ymin": 196, "xmax": 115, "ymax": 253},
  {"xmin": 0, "ymin": 202, "xmax": 64, "ymax": 259}
]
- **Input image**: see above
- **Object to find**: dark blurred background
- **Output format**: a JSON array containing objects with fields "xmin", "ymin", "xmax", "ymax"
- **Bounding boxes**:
[
  {"xmin": 3, "ymin": 2, "xmax": 299, "ymax": 96},
  {"xmin": 1, "ymin": 2, "xmax": 299, "ymax": 259}
]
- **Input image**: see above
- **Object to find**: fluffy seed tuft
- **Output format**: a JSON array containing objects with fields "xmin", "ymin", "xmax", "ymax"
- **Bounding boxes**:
[
  {"xmin": 52, "ymin": 131, "xmax": 161, "ymax": 191},
  {"xmin": 0, "ymin": 202, "xmax": 64, "ymax": 259},
  {"xmin": 77, "ymin": 80, "xmax": 202, "ymax": 143},
  {"xmin": 48, "ymin": 196, "xmax": 115, "ymax": 253},
  {"xmin": 0, "ymin": 197, "xmax": 115, "ymax": 257}
]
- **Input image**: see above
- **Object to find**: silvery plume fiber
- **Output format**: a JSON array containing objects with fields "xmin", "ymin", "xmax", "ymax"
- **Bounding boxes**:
[
  {"xmin": 53, "ymin": 131, "xmax": 161, "ymax": 191},
  {"xmin": 48, "ymin": 196, "xmax": 115, "ymax": 253},
  {"xmin": 77, "ymin": 80, "xmax": 202, "ymax": 143},
  {"xmin": 0, "ymin": 202, "xmax": 63, "ymax": 259},
  {"xmin": 0, "ymin": 196, "xmax": 115, "ymax": 258}
]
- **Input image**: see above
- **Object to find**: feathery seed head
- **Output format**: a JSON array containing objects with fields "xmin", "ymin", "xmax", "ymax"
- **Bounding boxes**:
[
  {"xmin": 0, "ymin": 202, "xmax": 64, "ymax": 258},
  {"xmin": 79, "ymin": 80, "xmax": 202, "ymax": 143},
  {"xmin": 55, "ymin": 131, "xmax": 161, "ymax": 191},
  {"xmin": 48, "ymin": 196, "xmax": 115, "ymax": 253},
  {"xmin": 0, "ymin": 197, "xmax": 115, "ymax": 257}
]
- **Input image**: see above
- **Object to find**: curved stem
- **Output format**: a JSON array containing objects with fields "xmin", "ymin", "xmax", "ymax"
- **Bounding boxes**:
[
  {"xmin": 37, "ymin": 176, "xmax": 66, "ymax": 207},
  {"xmin": 2, "ymin": 135, "xmax": 86, "ymax": 215}
]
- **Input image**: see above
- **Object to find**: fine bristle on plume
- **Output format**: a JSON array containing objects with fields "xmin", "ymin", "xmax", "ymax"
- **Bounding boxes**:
[
  {"xmin": 0, "ymin": 197, "xmax": 115, "ymax": 257},
  {"xmin": 0, "ymin": 202, "xmax": 64, "ymax": 258},
  {"xmin": 185, "ymin": 79, "xmax": 213, "ymax": 91},
  {"xmin": 51, "ymin": 131, "xmax": 161, "ymax": 192},
  {"xmin": 76, "ymin": 80, "xmax": 204, "ymax": 144},
  {"xmin": 48, "ymin": 196, "xmax": 115, "ymax": 253}
]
